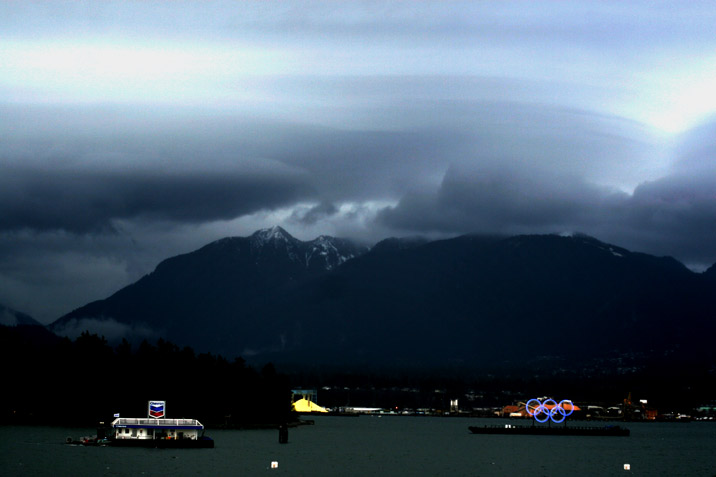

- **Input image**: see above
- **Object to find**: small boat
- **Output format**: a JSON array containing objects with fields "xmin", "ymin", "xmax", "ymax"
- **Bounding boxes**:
[
  {"xmin": 468, "ymin": 423, "xmax": 630, "ymax": 437},
  {"xmin": 66, "ymin": 435, "xmax": 110, "ymax": 446}
]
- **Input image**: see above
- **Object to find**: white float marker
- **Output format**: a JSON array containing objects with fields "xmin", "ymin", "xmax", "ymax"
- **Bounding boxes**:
[
  {"xmin": 271, "ymin": 461, "xmax": 279, "ymax": 469},
  {"xmin": 624, "ymin": 463, "xmax": 631, "ymax": 470}
]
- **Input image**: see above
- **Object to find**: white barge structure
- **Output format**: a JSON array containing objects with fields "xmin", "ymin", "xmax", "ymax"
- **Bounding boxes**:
[
  {"xmin": 109, "ymin": 416, "xmax": 214, "ymax": 448},
  {"xmin": 68, "ymin": 401, "xmax": 214, "ymax": 448}
]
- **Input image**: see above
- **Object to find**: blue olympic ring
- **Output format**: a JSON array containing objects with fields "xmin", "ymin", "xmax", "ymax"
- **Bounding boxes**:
[{"xmin": 525, "ymin": 398, "xmax": 575, "ymax": 423}]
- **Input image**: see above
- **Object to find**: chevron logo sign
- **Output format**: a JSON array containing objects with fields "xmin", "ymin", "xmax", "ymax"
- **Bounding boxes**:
[{"xmin": 148, "ymin": 401, "xmax": 165, "ymax": 419}]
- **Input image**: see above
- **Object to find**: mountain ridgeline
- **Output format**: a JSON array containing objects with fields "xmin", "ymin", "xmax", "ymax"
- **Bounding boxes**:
[
  {"xmin": 1, "ymin": 303, "xmax": 44, "ymax": 327},
  {"xmin": 51, "ymin": 227, "xmax": 716, "ymax": 370}
]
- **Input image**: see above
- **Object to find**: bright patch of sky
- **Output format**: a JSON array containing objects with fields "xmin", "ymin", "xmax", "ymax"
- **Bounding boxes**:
[{"xmin": 2, "ymin": 2, "xmax": 715, "ymax": 133}]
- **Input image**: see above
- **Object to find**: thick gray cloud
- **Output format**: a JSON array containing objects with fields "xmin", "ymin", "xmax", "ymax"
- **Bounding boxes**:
[
  {"xmin": 379, "ymin": 114, "xmax": 716, "ymax": 267},
  {"xmin": 0, "ymin": 102, "xmax": 454, "ymax": 232},
  {"xmin": 0, "ymin": 162, "xmax": 313, "ymax": 233},
  {"xmin": 2, "ymin": 1, "xmax": 716, "ymax": 322},
  {"xmin": 378, "ymin": 165, "xmax": 612, "ymax": 235},
  {"xmin": 290, "ymin": 202, "xmax": 339, "ymax": 226},
  {"xmin": 609, "ymin": 120, "xmax": 716, "ymax": 265}
]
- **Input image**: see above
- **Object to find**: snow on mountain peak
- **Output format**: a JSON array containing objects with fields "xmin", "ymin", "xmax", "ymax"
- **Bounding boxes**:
[
  {"xmin": 251, "ymin": 226, "xmax": 294, "ymax": 245},
  {"xmin": 306, "ymin": 236, "xmax": 359, "ymax": 270},
  {"xmin": 243, "ymin": 227, "xmax": 363, "ymax": 270}
]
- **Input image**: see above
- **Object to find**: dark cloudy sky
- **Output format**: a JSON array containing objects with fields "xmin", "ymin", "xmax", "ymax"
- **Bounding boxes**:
[{"xmin": 2, "ymin": 1, "xmax": 716, "ymax": 323}]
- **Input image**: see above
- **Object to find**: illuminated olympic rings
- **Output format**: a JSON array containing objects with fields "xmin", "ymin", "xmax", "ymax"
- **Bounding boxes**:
[{"xmin": 525, "ymin": 398, "xmax": 575, "ymax": 423}]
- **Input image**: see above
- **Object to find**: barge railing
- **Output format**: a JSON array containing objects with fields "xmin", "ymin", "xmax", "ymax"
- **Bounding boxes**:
[{"xmin": 112, "ymin": 418, "xmax": 202, "ymax": 427}]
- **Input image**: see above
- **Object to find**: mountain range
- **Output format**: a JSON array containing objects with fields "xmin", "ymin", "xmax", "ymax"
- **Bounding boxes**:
[{"xmin": 45, "ymin": 226, "xmax": 716, "ymax": 371}]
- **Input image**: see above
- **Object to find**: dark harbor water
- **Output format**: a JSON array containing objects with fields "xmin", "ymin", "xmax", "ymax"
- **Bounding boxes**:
[{"xmin": 2, "ymin": 416, "xmax": 715, "ymax": 476}]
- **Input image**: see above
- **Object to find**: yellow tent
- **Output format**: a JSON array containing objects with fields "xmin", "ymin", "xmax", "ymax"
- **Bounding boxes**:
[{"xmin": 292, "ymin": 398, "xmax": 328, "ymax": 413}]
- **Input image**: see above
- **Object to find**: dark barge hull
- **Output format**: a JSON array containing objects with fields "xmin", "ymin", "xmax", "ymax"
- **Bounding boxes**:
[
  {"xmin": 68, "ymin": 437, "xmax": 214, "ymax": 448},
  {"xmin": 469, "ymin": 425, "xmax": 629, "ymax": 437},
  {"xmin": 109, "ymin": 437, "xmax": 214, "ymax": 448}
]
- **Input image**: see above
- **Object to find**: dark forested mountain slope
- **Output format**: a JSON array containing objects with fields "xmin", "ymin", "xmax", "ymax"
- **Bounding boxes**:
[
  {"xmin": 50, "ymin": 227, "xmax": 367, "ymax": 354},
  {"xmin": 50, "ymin": 230, "xmax": 716, "ymax": 370}
]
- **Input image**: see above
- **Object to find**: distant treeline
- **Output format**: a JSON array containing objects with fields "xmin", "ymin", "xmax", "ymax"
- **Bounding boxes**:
[
  {"xmin": 0, "ymin": 326, "xmax": 290, "ymax": 427},
  {"xmin": 2, "ymin": 326, "xmax": 713, "ymax": 425},
  {"xmin": 283, "ymin": 351, "xmax": 716, "ymax": 414}
]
